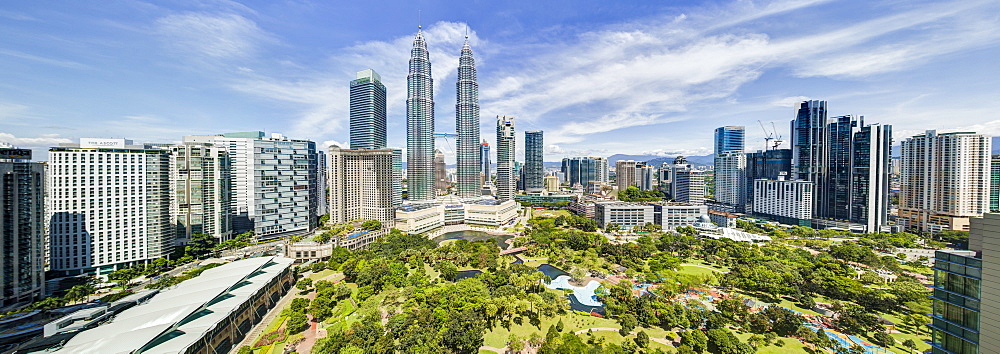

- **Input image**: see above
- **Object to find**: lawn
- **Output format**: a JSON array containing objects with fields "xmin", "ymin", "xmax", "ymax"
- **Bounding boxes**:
[
  {"xmin": 481, "ymin": 311, "xmax": 620, "ymax": 347},
  {"xmin": 878, "ymin": 312, "xmax": 931, "ymax": 353},
  {"xmin": 677, "ymin": 264, "xmax": 726, "ymax": 278},
  {"xmin": 307, "ymin": 269, "xmax": 337, "ymax": 280},
  {"xmin": 532, "ymin": 209, "xmax": 572, "ymax": 219},
  {"xmin": 733, "ymin": 332, "xmax": 811, "ymax": 353}
]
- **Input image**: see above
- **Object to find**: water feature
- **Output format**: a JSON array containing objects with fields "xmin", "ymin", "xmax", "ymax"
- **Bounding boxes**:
[
  {"xmin": 538, "ymin": 264, "xmax": 606, "ymax": 315},
  {"xmin": 454, "ymin": 269, "xmax": 483, "ymax": 281},
  {"xmin": 431, "ymin": 230, "xmax": 513, "ymax": 248}
]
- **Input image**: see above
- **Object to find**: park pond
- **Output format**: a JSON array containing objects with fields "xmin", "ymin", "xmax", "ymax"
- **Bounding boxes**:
[
  {"xmin": 431, "ymin": 230, "xmax": 513, "ymax": 248},
  {"xmin": 457, "ymin": 264, "xmax": 607, "ymax": 315}
]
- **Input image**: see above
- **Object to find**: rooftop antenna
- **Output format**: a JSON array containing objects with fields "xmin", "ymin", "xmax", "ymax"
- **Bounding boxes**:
[{"xmin": 418, "ymin": 10, "xmax": 422, "ymax": 30}]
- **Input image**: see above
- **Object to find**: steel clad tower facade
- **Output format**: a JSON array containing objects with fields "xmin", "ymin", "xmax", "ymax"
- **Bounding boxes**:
[
  {"xmin": 456, "ymin": 37, "xmax": 481, "ymax": 198},
  {"xmin": 406, "ymin": 29, "xmax": 435, "ymax": 201},
  {"xmin": 496, "ymin": 116, "xmax": 516, "ymax": 202}
]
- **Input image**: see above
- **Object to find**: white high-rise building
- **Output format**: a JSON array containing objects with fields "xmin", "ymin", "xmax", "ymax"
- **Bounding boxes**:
[
  {"xmin": 671, "ymin": 157, "xmax": 705, "ymax": 205},
  {"xmin": 327, "ymin": 146, "xmax": 397, "ymax": 227},
  {"xmin": 169, "ymin": 143, "xmax": 232, "ymax": 245},
  {"xmin": 637, "ymin": 164, "xmax": 655, "ymax": 191},
  {"xmin": 48, "ymin": 139, "xmax": 172, "ymax": 274},
  {"xmin": 714, "ymin": 152, "xmax": 746, "ymax": 209},
  {"xmin": 899, "ymin": 130, "xmax": 991, "ymax": 233},
  {"xmin": 496, "ymin": 115, "xmax": 516, "ymax": 202},
  {"xmin": 184, "ymin": 132, "xmax": 318, "ymax": 239},
  {"xmin": 752, "ymin": 176, "xmax": 814, "ymax": 225}
]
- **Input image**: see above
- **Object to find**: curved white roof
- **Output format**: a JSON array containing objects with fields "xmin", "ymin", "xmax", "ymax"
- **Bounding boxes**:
[{"xmin": 52, "ymin": 256, "xmax": 294, "ymax": 354}]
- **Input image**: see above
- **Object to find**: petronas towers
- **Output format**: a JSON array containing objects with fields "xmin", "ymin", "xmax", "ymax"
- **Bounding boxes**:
[
  {"xmin": 455, "ymin": 36, "xmax": 481, "ymax": 198},
  {"xmin": 406, "ymin": 29, "xmax": 435, "ymax": 201},
  {"xmin": 406, "ymin": 28, "xmax": 482, "ymax": 201}
]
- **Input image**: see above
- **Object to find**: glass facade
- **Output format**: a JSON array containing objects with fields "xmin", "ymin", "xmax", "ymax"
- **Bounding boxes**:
[
  {"xmin": 991, "ymin": 155, "xmax": 999, "ymax": 212},
  {"xmin": 349, "ymin": 69, "xmax": 387, "ymax": 150},
  {"xmin": 524, "ymin": 131, "xmax": 544, "ymax": 191},
  {"xmin": 930, "ymin": 250, "xmax": 981, "ymax": 354}
]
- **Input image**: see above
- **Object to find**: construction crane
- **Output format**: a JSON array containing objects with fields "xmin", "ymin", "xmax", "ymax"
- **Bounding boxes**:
[
  {"xmin": 770, "ymin": 122, "xmax": 784, "ymax": 150},
  {"xmin": 757, "ymin": 120, "xmax": 784, "ymax": 151}
]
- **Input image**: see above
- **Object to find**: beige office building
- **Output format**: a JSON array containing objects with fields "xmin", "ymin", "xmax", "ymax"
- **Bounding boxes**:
[
  {"xmin": 327, "ymin": 146, "xmax": 396, "ymax": 227},
  {"xmin": 615, "ymin": 160, "xmax": 637, "ymax": 191}
]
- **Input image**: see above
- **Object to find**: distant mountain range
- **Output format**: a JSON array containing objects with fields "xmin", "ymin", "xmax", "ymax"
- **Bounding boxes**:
[{"xmin": 540, "ymin": 154, "xmax": 715, "ymax": 169}]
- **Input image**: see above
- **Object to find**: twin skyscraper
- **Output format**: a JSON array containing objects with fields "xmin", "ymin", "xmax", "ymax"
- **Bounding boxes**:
[{"xmin": 346, "ymin": 26, "xmax": 487, "ymax": 208}]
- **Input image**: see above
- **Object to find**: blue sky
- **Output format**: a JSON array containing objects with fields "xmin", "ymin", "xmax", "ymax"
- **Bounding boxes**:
[{"xmin": 1, "ymin": 0, "xmax": 998, "ymax": 161}]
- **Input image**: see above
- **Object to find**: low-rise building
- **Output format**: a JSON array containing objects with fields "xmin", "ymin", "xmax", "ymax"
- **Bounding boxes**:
[
  {"xmin": 47, "ymin": 256, "xmax": 294, "ymax": 354},
  {"xmin": 594, "ymin": 202, "xmax": 654, "ymax": 230},
  {"xmin": 651, "ymin": 202, "xmax": 709, "ymax": 230},
  {"xmin": 394, "ymin": 199, "xmax": 520, "ymax": 235},
  {"xmin": 751, "ymin": 177, "xmax": 813, "ymax": 227},
  {"xmin": 515, "ymin": 193, "xmax": 574, "ymax": 206},
  {"xmin": 465, "ymin": 200, "xmax": 519, "ymax": 226}
]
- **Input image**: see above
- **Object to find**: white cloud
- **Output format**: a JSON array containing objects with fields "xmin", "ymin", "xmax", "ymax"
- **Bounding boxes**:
[
  {"xmin": 0, "ymin": 132, "xmax": 72, "ymax": 147},
  {"xmin": 155, "ymin": 12, "xmax": 272, "ymax": 60}
]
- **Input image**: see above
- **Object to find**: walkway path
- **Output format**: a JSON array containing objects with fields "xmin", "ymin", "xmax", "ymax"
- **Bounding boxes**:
[
  {"xmin": 234, "ymin": 280, "xmax": 298, "ymax": 350},
  {"xmin": 679, "ymin": 264, "xmax": 726, "ymax": 273}
]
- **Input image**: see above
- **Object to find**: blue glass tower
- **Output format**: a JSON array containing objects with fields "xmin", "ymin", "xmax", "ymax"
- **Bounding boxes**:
[
  {"xmin": 350, "ymin": 69, "xmax": 387, "ymax": 149},
  {"xmin": 524, "ymin": 131, "xmax": 544, "ymax": 192}
]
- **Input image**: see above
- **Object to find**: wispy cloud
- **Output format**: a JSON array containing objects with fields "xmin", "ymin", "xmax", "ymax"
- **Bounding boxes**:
[
  {"xmin": 0, "ymin": 49, "xmax": 91, "ymax": 69},
  {"xmin": 155, "ymin": 12, "xmax": 273, "ymax": 60},
  {"xmin": 0, "ymin": 132, "xmax": 72, "ymax": 147}
]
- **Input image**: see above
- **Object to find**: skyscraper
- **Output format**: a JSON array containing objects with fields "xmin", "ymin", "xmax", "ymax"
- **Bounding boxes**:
[
  {"xmin": 49, "ymin": 138, "xmax": 172, "ymax": 274},
  {"xmin": 636, "ymin": 164, "xmax": 655, "ymax": 191},
  {"xmin": 672, "ymin": 157, "xmax": 706, "ymax": 205},
  {"xmin": 744, "ymin": 148, "xmax": 792, "ymax": 206},
  {"xmin": 789, "ymin": 102, "xmax": 892, "ymax": 232},
  {"xmin": 991, "ymin": 155, "xmax": 999, "ymax": 212},
  {"xmin": 849, "ymin": 123, "xmax": 892, "ymax": 231},
  {"xmin": 349, "ymin": 69, "xmax": 387, "ymax": 149},
  {"xmin": 791, "ymin": 100, "xmax": 827, "ymax": 184},
  {"xmin": 328, "ymin": 145, "xmax": 397, "ymax": 227},
  {"xmin": 616, "ymin": 160, "xmax": 637, "ymax": 191},
  {"xmin": 480, "ymin": 140, "xmax": 490, "ymax": 186},
  {"xmin": 562, "ymin": 156, "xmax": 608, "ymax": 192},
  {"xmin": 0, "ymin": 147, "xmax": 44, "ymax": 306},
  {"xmin": 524, "ymin": 131, "xmax": 544, "ymax": 192},
  {"xmin": 184, "ymin": 132, "xmax": 318, "ymax": 239},
  {"xmin": 899, "ymin": 130, "xmax": 991, "ymax": 232},
  {"xmin": 714, "ymin": 126, "xmax": 746, "ymax": 210},
  {"xmin": 715, "ymin": 126, "xmax": 746, "ymax": 157},
  {"xmin": 455, "ymin": 37, "xmax": 481, "ymax": 198},
  {"xmin": 496, "ymin": 116, "xmax": 516, "ymax": 201},
  {"xmin": 406, "ymin": 29, "xmax": 435, "ymax": 201},
  {"xmin": 434, "ymin": 149, "xmax": 447, "ymax": 195},
  {"xmin": 169, "ymin": 143, "xmax": 232, "ymax": 244}
]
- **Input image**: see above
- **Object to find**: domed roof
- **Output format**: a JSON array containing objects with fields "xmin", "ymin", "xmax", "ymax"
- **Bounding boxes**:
[{"xmin": 699, "ymin": 214, "xmax": 712, "ymax": 223}]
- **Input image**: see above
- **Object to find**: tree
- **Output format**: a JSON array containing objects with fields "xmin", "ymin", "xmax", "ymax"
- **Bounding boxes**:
[
  {"xmin": 902, "ymin": 339, "xmax": 917, "ymax": 353},
  {"xmin": 185, "ymin": 233, "xmax": 217, "ymax": 258},
  {"xmin": 314, "ymin": 231, "xmax": 335, "ymax": 244},
  {"xmin": 362, "ymin": 219, "xmax": 383, "ymax": 230},
  {"xmin": 285, "ymin": 312, "xmax": 308, "ymax": 335},
  {"xmin": 606, "ymin": 223, "xmax": 621, "ymax": 233},
  {"xmin": 618, "ymin": 313, "xmax": 637, "ymax": 336},
  {"xmin": 556, "ymin": 319, "xmax": 565, "ymax": 332},
  {"xmin": 872, "ymin": 331, "xmax": 895, "ymax": 350},
  {"xmin": 706, "ymin": 327, "xmax": 752, "ymax": 354},
  {"xmin": 634, "ymin": 331, "xmax": 649, "ymax": 348},
  {"xmin": 435, "ymin": 261, "xmax": 458, "ymax": 281},
  {"xmin": 508, "ymin": 333, "xmax": 524, "ymax": 353},
  {"xmin": 679, "ymin": 330, "xmax": 708, "ymax": 353},
  {"xmin": 296, "ymin": 277, "xmax": 313, "ymax": 290},
  {"xmin": 65, "ymin": 284, "xmax": 95, "ymax": 303}
]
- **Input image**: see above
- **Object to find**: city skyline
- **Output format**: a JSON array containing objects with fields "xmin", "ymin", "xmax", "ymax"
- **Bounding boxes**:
[{"xmin": 1, "ymin": 0, "xmax": 998, "ymax": 161}]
